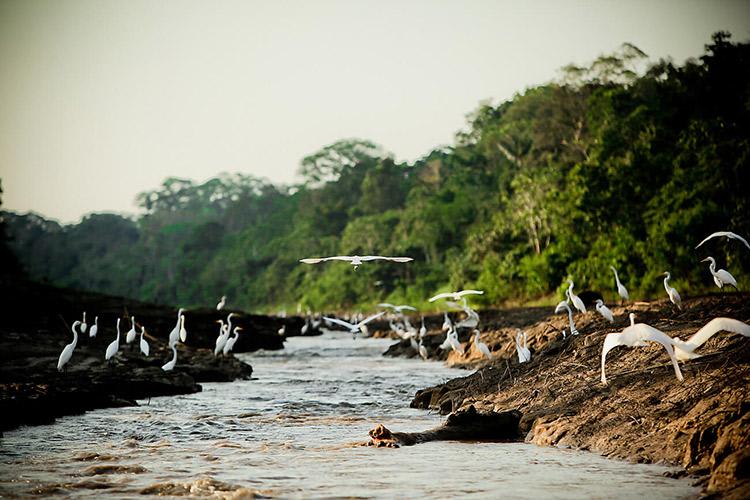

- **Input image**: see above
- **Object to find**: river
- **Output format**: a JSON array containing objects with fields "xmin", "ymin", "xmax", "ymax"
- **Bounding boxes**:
[{"xmin": 0, "ymin": 332, "xmax": 698, "ymax": 498}]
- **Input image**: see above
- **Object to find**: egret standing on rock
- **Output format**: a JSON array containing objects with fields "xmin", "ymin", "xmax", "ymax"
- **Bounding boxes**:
[
  {"xmin": 701, "ymin": 257, "xmax": 738, "ymax": 290},
  {"xmin": 89, "ymin": 316, "xmax": 98, "ymax": 338},
  {"xmin": 473, "ymin": 330, "xmax": 492, "ymax": 360},
  {"xmin": 80, "ymin": 312, "xmax": 87, "ymax": 334},
  {"xmin": 162, "ymin": 345, "xmax": 178, "ymax": 371},
  {"xmin": 566, "ymin": 280, "xmax": 586, "ymax": 313},
  {"xmin": 662, "ymin": 272, "xmax": 682, "ymax": 310},
  {"xmin": 105, "ymin": 318, "xmax": 121, "ymax": 361},
  {"xmin": 126, "ymin": 316, "xmax": 137, "ymax": 344},
  {"xmin": 595, "ymin": 300, "xmax": 614, "ymax": 323},
  {"xmin": 515, "ymin": 330, "xmax": 531, "ymax": 363},
  {"xmin": 223, "ymin": 326, "xmax": 243, "ymax": 355},
  {"xmin": 139, "ymin": 326, "xmax": 150, "ymax": 357},
  {"xmin": 555, "ymin": 301, "xmax": 578, "ymax": 336},
  {"xmin": 610, "ymin": 266, "xmax": 629, "ymax": 301},
  {"xmin": 168, "ymin": 308, "xmax": 185, "ymax": 347},
  {"xmin": 57, "ymin": 320, "xmax": 81, "ymax": 372}
]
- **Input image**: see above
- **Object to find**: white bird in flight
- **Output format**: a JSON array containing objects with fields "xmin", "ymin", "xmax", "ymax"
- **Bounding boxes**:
[
  {"xmin": 566, "ymin": 279, "xmax": 586, "ymax": 313},
  {"xmin": 139, "ymin": 326, "xmax": 150, "ymax": 357},
  {"xmin": 428, "ymin": 289, "xmax": 484, "ymax": 303},
  {"xmin": 168, "ymin": 308, "xmax": 185, "ymax": 347},
  {"xmin": 162, "ymin": 345, "xmax": 178, "ymax": 371},
  {"xmin": 701, "ymin": 257, "xmax": 738, "ymax": 290},
  {"xmin": 595, "ymin": 300, "xmax": 614, "ymax": 323},
  {"xmin": 105, "ymin": 318, "xmax": 121, "ymax": 361},
  {"xmin": 57, "ymin": 320, "xmax": 81, "ymax": 372},
  {"xmin": 695, "ymin": 231, "xmax": 750, "ymax": 251},
  {"xmin": 377, "ymin": 303, "xmax": 417, "ymax": 313},
  {"xmin": 555, "ymin": 301, "xmax": 579, "ymax": 336},
  {"xmin": 662, "ymin": 272, "xmax": 682, "ymax": 310},
  {"xmin": 89, "ymin": 316, "xmax": 99, "ymax": 338},
  {"xmin": 515, "ymin": 330, "xmax": 531, "ymax": 363},
  {"xmin": 125, "ymin": 316, "xmax": 137, "ymax": 344},
  {"xmin": 671, "ymin": 317, "xmax": 750, "ymax": 361},
  {"xmin": 601, "ymin": 313, "xmax": 683, "ymax": 384},
  {"xmin": 323, "ymin": 311, "xmax": 386, "ymax": 338},
  {"xmin": 216, "ymin": 295, "xmax": 227, "ymax": 311},
  {"xmin": 300, "ymin": 255, "xmax": 413, "ymax": 270},
  {"xmin": 473, "ymin": 330, "xmax": 492, "ymax": 360},
  {"xmin": 610, "ymin": 266, "xmax": 629, "ymax": 301}
]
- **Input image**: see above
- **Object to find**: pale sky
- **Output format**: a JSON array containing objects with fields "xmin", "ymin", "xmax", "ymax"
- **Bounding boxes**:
[{"xmin": 1, "ymin": 0, "xmax": 748, "ymax": 223}]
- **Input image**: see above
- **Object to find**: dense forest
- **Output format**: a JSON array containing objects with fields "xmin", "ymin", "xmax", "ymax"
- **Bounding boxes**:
[{"xmin": 3, "ymin": 33, "xmax": 749, "ymax": 312}]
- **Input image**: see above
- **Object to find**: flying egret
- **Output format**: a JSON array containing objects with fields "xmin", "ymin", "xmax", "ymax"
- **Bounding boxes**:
[
  {"xmin": 595, "ymin": 300, "xmax": 614, "ymax": 323},
  {"xmin": 566, "ymin": 280, "xmax": 586, "ymax": 313},
  {"xmin": 701, "ymin": 257, "xmax": 738, "ymax": 290},
  {"xmin": 610, "ymin": 266, "xmax": 629, "ymax": 301},
  {"xmin": 671, "ymin": 317, "xmax": 750, "ymax": 361},
  {"xmin": 418, "ymin": 337, "xmax": 428, "ymax": 360},
  {"xmin": 168, "ymin": 308, "xmax": 185, "ymax": 347},
  {"xmin": 125, "ymin": 316, "xmax": 137, "ymax": 344},
  {"xmin": 223, "ymin": 326, "xmax": 243, "ymax": 355},
  {"xmin": 377, "ymin": 303, "xmax": 417, "ymax": 313},
  {"xmin": 515, "ymin": 330, "xmax": 531, "ymax": 363},
  {"xmin": 216, "ymin": 295, "xmax": 227, "ymax": 311},
  {"xmin": 105, "ymin": 318, "xmax": 121, "ymax": 361},
  {"xmin": 300, "ymin": 255, "xmax": 413, "ymax": 270},
  {"xmin": 89, "ymin": 316, "xmax": 99, "ymax": 338},
  {"xmin": 162, "ymin": 345, "xmax": 178, "ymax": 371},
  {"xmin": 57, "ymin": 320, "xmax": 81, "ymax": 372},
  {"xmin": 662, "ymin": 272, "xmax": 682, "ymax": 310},
  {"xmin": 695, "ymin": 231, "xmax": 750, "ymax": 251},
  {"xmin": 428, "ymin": 290, "xmax": 484, "ymax": 303},
  {"xmin": 139, "ymin": 326, "xmax": 150, "ymax": 357},
  {"xmin": 323, "ymin": 312, "xmax": 386, "ymax": 339},
  {"xmin": 555, "ymin": 301, "xmax": 579, "ymax": 336},
  {"xmin": 80, "ymin": 312, "xmax": 87, "ymax": 334},
  {"xmin": 601, "ymin": 313, "xmax": 683, "ymax": 384},
  {"xmin": 473, "ymin": 330, "xmax": 492, "ymax": 360}
]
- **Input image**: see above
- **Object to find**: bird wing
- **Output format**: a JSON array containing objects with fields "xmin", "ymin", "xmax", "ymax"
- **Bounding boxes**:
[
  {"xmin": 359, "ymin": 256, "xmax": 413, "ymax": 262},
  {"xmin": 554, "ymin": 301, "xmax": 570, "ymax": 314},
  {"xmin": 429, "ymin": 292, "xmax": 452, "ymax": 302},
  {"xmin": 695, "ymin": 231, "xmax": 750, "ymax": 250},
  {"xmin": 397, "ymin": 305, "xmax": 417, "ymax": 311},
  {"xmin": 457, "ymin": 289, "xmax": 484, "ymax": 297},
  {"xmin": 300, "ymin": 258, "xmax": 325, "ymax": 264},
  {"xmin": 677, "ymin": 317, "xmax": 750, "ymax": 358},
  {"xmin": 626, "ymin": 324, "xmax": 684, "ymax": 382},
  {"xmin": 377, "ymin": 303, "xmax": 396, "ymax": 309},
  {"xmin": 601, "ymin": 333, "xmax": 627, "ymax": 384},
  {"xmin": 323, "ymin": 317, "xmax": 356, "ymax": 330},
  {"xmin": 358, "ymin": 311, "xmax": 386, "ymax": 327}
]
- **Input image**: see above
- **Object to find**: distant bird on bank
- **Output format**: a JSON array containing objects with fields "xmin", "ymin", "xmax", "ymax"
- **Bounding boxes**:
[
  {"xmin": 695, "ymin": 231, "xmax": 750, "ymax": 251},
  {"xmin": 662, "ymin": 272, "xmax": 682, "ymax": 310},
  {"xmin": 80, "ymin": 312, "xmax": 88, "ymax": 334},
  {"xmin": 419, "ymin": 317, "xmax": 427, "ymax": 339},
  {"xmin": 57, "ymin": 320, "xmax": 81, "ymax": 372},
  {"xmin": 609, "ymin": 266, "xmax": 629, "ymax": 301},
  {"xmin": 447, "ymin": 327, "xmax": 464, "ymax": 355},
  {"xmin": 89, "ymin": 316, "xmax": 99, "ymax": 338},
  {"xmin": 216, "ymin": 296, "xmax": 227, "ymax": 311},
  {"xmin": 162, "ymin": 345, "xmax": 178, "ymax": 371},
  {"xmin": 566, "ymin": 279, "xmax": 586, "ymax": 313},
  {"xmin": 418, "ymin": 337, "xmax": 428, "ymax": 360},
  {"xmin": 126, "ymin": 316, "xmax": 137, "ymax": 344},
  {"xmin": 701, "ymin": 257, "xmax": 738, "ymax": 290},
  {"xmin": 105, "ymin": 318, "xmax": 121, "ymax": 361},
  {"xmin": 595, "ymin": 300, "xmax": 614, "ymax": 323},
  {"xmin": 168, "ymin": 308, "xmax": 185, "ymax": 347},
  {"xmin": 377, "ymin": 303, "xmax": 417, "ymax": 313},
  {"xmin": 601, "ymin": 313, "xmax": 683, "ymax": 384},
  {"xmin": 442, "ymin": 313, "xmax": 452, "ymax": 332},
  {"xmin": 428, "ymin": 289, "xmax": 484, "ymax": 303},
  {"xmin": 179, "ymin": 315, "xmax": 187, "ymax": 342},
  {"xmin": 223, "ymin": 326, "xmax": 243, "ymax": 355},
  {"xmin": 139, "ymin": 326, "xmax": 150, "ymax": 357},
  {"xmin": 215, "ymin": 314, "xmax": 236, "ymax": 355},
  {"xmin": 473, "ymin": 330, "xmax": 492, "ymax": 360},
  {"xmin": 323, "ymin": 312, "xmax": 386, "ymax": 338},
  {"xmin": 671, "ymin": 317, "xmax": 750, "ymax": 361},
  {"xmin": 555, "ymin": 301, "xmax": 578, "ymax": 336},
  {"xmin": 515, "ymin": 330, "xmax": 531, "ymax": 363},
  {"xmin": 300, "ymin": 255, "xmax": 413, "ymax": 270}
]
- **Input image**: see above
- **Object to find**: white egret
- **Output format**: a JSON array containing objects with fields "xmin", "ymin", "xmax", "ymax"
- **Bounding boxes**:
[
  {"xmin": 555, "ymin": 301, "xmax": 579, "ymax": 336},
  {"xmin": 216, "ymin": 295, "xmax": 227, "ymax": 311},
  {"xmin": 215, "ymin": 314, "xmax": 236, "ymax": 355},
  {"xmin": 672, "ymin": 317, "xmax": 750, "ymax": 361},
  {"xmin": 695, "ymin": 231, "xmax": 750, "ymax": 251},
  {"xmin": 662, "ymin": 272, "xmax": 682, "ymax": 310},
  {"xmin": 162, "ymin": 345, "xmax": 178, "ymax": 371},
  {"xmin": 139, "ymin": 326, "xmax": 150, "ymax": 357},
  {"xmin": 701, "ymin": 257, "xmax": 738, "ymax": 290},
  {"xmin": 179, "ymin": 315, "xmax": 187, "ymax": 342},
  {"xmin": 89, "ymin": 316, "xmax": 99, "ymax": 338},
  {"xmin": 80, "ymin": 312, "xmax": 87, "ymax": 334},
  {"xmin": 126, "ymin": 316, "xmax": 137, "ymax": 344},
  {"xmin": 223, "ymin": 326, "xmax": 243, "ymax": 355},
  {"xmin": 515, "ymin": 330, "xmax": 531, "ymax": 363},
  {"xmin": 300, "ymin": 255, "xmax": 413, "ymax": 270},
  {"xmin": 428, "ymin": 290, "xmax": 484, "ymax": 303},
  {"xmin": 105, "ymin": 318, "xmax": 121, "ymax": 361},
  {"xmin": 168, "ymin": 308, "xmax": 185, "ymax": 347},
  {"xmin": 278, "ymin": 325, "xmax": 286, "ymax": 336},
  {"xmin": 377, "ymin": 303, "xmax": 417, "ymax": 313},
  {"xmin": 418, "ymin": 338, "xmax": 428, "ymax": 360},
  {"xmin": 323, "ymin": 312, "xmax": 386, "ymax": 338},
  {"xmin": 57, "ymin": 320, "xmax": 81, "ymax": 372},
  {"xmin": 610, "ymin": 266, "xmax": 629, "ymax": 301},
  {"xmin": 441, "ymin": 313, "xmax": 452, "ymax": 332},
  {"xmin": 447, "ymin": 327, "xmax": 464, "ymax": 355},
  {"xmin": 301, "ymin": 320, "xmax": 309, "ymax": 335},
  {"xmin": 566, "ymin": 280, "xmax": 586, "ymax": 313},
  {"xmin": 473, "ymin": 330, "xmax": 492, "ymax": 360},
  {"xmin": 419, "ymin": 317, "xmax": 427, "ymax": 339},
  {"xmin": 601, "ymin": 313, "xmax": 683, "ymax": 384},
  {"xmin": 595, "ymin": 300, "xmax": 614, "ymax": 323},
  {"xmin": 409, "ymin": 335, "xmax": 419, "ymax": 352}
]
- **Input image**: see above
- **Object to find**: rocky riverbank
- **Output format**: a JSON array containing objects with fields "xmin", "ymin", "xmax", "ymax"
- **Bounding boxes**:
[
  {"xmin": 0, "ymin": 279, "xmax": 319, "ymax": 432},
  {"xmin": 384, "ymin": 293, "xmax": 749, "ymax": 498}
]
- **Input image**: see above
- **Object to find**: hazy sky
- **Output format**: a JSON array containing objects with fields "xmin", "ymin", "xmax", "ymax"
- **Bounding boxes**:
[{"xmin": 1, "ymin": 0, "xmax": 749, "ymax": 223}]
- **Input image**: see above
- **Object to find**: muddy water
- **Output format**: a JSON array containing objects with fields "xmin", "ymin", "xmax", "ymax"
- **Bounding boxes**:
[{"xmin": 1, "ymin": 333, "xmax": 698, "ymax": 498}]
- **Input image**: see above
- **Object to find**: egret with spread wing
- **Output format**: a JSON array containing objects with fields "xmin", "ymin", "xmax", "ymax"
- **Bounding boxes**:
[
  {"xmin": 428, "ymin": 290, "xmax": 484, "ymax": 303},
  {"xmin": 695, "ymin": 231, "xmax": 750, "ymax": 251},
  {"xmin": 300, "ymin": 255, "xmax": 413, "ymax": 270},
  {"xmin": 323, "ymin": 311, "xmax": 386, "ymax": 338},
  {"xmin": 672, "ymin": 317, "xmax": 750, "ymax": 361}
]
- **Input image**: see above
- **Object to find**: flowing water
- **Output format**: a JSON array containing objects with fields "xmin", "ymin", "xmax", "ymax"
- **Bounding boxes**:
[{"xmin": 1, "ymin": 333, "xmax": 698, "ymax": 498}]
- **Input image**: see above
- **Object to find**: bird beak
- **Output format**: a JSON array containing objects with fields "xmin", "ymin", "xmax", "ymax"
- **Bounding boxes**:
[
  {"xmin": 236, "ymin": 327, "xmax": 243, "ymax": 331},
  {"xmin": 700, "ymin": 258, "xmax": 709, "ymax": 263},
  {"xmin": 215, "ymin": 320, "xmax": 222, "ymax": 324}
]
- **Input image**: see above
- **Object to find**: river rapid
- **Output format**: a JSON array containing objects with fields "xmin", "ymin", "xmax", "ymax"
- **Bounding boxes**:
[{"xmin": 0, "ymin": 332, "xmax": 698, "ymax": 498}]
